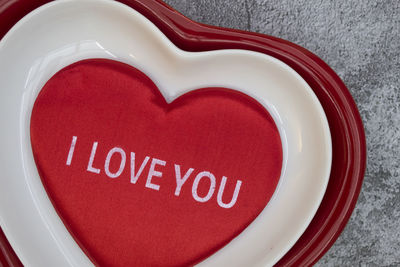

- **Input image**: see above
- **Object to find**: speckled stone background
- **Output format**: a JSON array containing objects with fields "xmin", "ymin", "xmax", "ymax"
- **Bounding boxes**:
[{"xmin": 163, "ymin": 0, "xmax": 400, "ymax": 266}]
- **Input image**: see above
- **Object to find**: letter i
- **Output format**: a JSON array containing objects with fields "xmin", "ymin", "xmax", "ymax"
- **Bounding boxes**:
[{"xmin": 66, "ymin": 136, "xmax": 77, "ymax": 166}]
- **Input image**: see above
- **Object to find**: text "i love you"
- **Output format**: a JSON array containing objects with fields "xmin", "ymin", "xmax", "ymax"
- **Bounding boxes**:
[{"xmin": 66, "ymin": 136, "xmax": 243, "ymax": 208}]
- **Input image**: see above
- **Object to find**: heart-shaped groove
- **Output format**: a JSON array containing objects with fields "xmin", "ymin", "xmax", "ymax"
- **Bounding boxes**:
[{"xmin": 30, "ymin": 59, "xmax": 282, "ymax": 266}]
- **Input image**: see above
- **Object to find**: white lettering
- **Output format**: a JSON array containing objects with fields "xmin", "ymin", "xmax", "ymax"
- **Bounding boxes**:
[
  {"xmin": 87, "ymin": 141, "xmax": 100, "ymax": 174},
  {"xmin": 104, "ymin": 147, "xmax": 126, "ymax": 178},
  {"xmin": 71, "ymin": 137, "xmax": 243, "ymax": 208},
  {"xmin": 130, "ymin": 152, "xmax": 150, "ymax": 184},
  {"xmin": 217, "ymin": 176, "xmax": 242, "ymax": 208},
  {"xmin": 145, "ymin": 158, "xmax": 166, "ymax": 190},
  {"xmin": 192, "ymin": 171, "xmax": 216, "ymax": 202},
  {"xmin": 174, "ymin": 164, "xmax": 194, "ymax": 196},
  {"xmin": 66, "ymin": 136, "xmax": 77, "ymax": 166}
]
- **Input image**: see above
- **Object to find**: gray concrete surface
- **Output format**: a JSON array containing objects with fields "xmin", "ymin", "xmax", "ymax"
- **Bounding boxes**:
[{"xmin": 163, "ymin": 0, "xmax": 400, "ymax": 266}]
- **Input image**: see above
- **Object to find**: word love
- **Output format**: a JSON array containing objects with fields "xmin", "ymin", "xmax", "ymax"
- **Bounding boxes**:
[{"xmin": 66, "ymin": 136, "xmax": 243, "ymax": 208}]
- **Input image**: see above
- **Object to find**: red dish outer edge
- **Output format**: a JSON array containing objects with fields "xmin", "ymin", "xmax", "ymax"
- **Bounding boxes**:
[{"xmin": 0, "ymin": 0, "xmax": 366, "ymax": 266}]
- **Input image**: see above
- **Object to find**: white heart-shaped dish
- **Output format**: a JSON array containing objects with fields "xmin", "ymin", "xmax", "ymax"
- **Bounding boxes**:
[{"xmin": 0, "ymin": 0, "xmax": 331, "ymax": 266}]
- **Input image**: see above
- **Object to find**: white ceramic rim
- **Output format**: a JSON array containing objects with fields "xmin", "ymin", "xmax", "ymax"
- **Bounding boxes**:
[{"xmin": 0, "ymin": 0, "xmax": 331, "ymax": 266}]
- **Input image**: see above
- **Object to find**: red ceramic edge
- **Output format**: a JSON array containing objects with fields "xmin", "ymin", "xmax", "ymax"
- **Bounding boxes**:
[
  {"xmin": 0, "ymin": 0, "xmax": 366, "ymax": 266},
  {"xmin": 0, "ymin": 228, "xmax": 22, "ymax": 267}
]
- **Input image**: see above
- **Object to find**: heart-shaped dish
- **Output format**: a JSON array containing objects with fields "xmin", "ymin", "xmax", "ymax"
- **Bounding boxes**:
[{"xmin": 0, "ymin": 0, "xmax": 333, "ymax": 266}]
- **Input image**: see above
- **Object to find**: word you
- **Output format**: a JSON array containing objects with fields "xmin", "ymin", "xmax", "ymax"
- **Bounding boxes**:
[{"xmin": 66, "ymin": 136, "xmax": 242, "ymax": 208}]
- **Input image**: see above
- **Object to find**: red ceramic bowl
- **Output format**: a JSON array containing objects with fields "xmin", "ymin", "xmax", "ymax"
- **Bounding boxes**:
[{"xmin": 0, "ymin": 0, "xmax": 366, "ymax": 266}]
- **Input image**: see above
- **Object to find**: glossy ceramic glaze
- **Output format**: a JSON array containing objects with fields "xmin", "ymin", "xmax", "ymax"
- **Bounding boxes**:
[
  {"xmin": 0, "ymin": 1, "xmax": 332, "ymax": 266},
  {"xmin": 0, "ymin": 0, "xmax": 366, "ymax": 266}
]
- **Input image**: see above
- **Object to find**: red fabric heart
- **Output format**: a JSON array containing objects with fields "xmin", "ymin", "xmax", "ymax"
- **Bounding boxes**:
[{"xmin": 30, "ymin": 59, "xmax": 282, "ymax": 266}]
